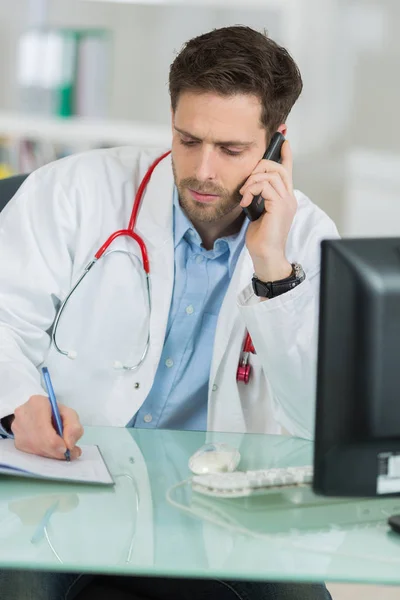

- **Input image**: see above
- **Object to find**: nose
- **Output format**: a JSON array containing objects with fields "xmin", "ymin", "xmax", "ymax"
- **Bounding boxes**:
[{"xmin": 195, "ymin": 147, "xmax": 217, "ymax": 182}]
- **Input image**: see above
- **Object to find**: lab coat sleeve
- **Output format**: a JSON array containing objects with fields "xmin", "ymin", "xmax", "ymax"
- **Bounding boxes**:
[
  {"xmin": 237, "ymin": 199, "xmax": 340, "ymax": 440},
  {"xmin": 0, "ymin": 167, "xmax": 75, "ymax": 419}
]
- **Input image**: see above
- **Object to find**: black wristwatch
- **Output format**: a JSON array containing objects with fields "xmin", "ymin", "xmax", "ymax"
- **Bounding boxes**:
[{"xmin": 251, "ymin": 263, "xmax": 305, "ymax": 299}]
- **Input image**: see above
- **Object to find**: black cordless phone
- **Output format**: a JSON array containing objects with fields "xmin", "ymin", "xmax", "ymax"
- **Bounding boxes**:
[{"xmin": 242, "ymin": 132, "xmax": 286, "ymax": 222}]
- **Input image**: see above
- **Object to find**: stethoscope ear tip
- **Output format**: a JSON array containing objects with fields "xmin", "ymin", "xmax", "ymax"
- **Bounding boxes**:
[
  {"xmin": 113, "ymin": 361, "xmax": 123, "ymax": 370},
  {"xmin": 67, "ymin": 351, "xmax": 77, "ymax": 360}
]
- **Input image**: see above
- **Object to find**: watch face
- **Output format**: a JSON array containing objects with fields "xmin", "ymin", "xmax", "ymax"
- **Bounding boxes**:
[{"xmin": 293, "ymin": 263, "xmax": 306, "ymax": 282}]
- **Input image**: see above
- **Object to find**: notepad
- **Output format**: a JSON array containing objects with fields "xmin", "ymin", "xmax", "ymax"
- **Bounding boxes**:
[{"xmin": 0, "ymin": 439, "xmax": 114, "ymax": 486}]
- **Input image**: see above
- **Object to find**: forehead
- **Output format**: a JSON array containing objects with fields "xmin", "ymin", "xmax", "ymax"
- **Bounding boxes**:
[{"xmin": 173, "ymin": 91, "xmax": 264, "ymax": 142}]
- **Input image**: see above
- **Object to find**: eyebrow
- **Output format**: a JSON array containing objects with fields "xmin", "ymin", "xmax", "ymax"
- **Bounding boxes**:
[{"xmin": 174, "ymin": 126, "xmax": 255, "ymax": 148}]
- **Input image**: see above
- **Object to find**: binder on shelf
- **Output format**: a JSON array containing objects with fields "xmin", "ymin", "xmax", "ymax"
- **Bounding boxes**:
[
  {"xmin": 17, "ymin": 29, "xmax": 44, "ymax": 115},
  {"xmin": 76, "ymin": 29, "xmax": 111, "ymax": 119},
  {"xmin": 17, "ymin": 28, "xmax": 78, "ymax": 118},
  {"xmin": 16, "ymin": 27, "xmax": 111, "ymax": 119},
  {"xmin": 55, "ymin": 29, "xmax": 79, "ymax": 118}
]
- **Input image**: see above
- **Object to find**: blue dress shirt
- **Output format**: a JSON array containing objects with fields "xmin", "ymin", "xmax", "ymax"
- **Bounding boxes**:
[{"xmin": 132, "ymin": 187, "xmax": 248, "ymax": 431}]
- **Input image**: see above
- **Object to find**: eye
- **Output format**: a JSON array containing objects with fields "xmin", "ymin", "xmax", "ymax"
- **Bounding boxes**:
[
  {"xmin": 180, "ymin": 139, "xmax": 199, "ymax": 147},
  {"xmin": 222, "ymin": 148, "xmax": 243, "ymax": 157}
]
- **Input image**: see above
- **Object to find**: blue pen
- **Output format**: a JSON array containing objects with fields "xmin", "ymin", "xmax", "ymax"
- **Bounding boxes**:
[{"xmin": 41, "ymin": 367, "xmax": 70, "ymax": 462}]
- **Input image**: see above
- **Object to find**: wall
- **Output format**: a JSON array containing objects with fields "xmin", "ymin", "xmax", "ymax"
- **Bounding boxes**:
[{"xmin": 1, "ymin": 0, "xmax": 399, "ymax": 234}]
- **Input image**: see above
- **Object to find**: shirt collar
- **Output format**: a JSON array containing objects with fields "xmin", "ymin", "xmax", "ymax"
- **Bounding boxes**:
[{"xmin": 173, "ymin": 186, "xmax": 248, "ymax": 276}]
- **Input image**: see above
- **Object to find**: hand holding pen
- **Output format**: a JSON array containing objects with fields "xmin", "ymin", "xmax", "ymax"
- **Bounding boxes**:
[{"xmin": 10, "ymin": 369, "xmax": 84, "ymax": 460}]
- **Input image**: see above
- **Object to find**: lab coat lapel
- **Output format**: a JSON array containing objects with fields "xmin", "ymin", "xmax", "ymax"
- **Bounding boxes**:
[
  {"xmin": 209, "ymin": 246, "xmax": 255, "ymax": 384},
  {"xmin": 135, "ymin": 152, "xmax": 174, "ymax": 244},
  {"xmin": 135, "ymin": 153, "xmax": 175, "ymax": 367}
]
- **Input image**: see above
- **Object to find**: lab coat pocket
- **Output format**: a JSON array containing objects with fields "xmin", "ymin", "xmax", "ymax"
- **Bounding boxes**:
[{"xmin": 239, "ymin": 352, "xmax": 280, "ymax": 435}]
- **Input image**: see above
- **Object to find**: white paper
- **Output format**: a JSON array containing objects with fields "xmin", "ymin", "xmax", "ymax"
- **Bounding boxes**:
[{"xmin": 0, "ymin": 440, "xmax": 113, "ymax": 486}]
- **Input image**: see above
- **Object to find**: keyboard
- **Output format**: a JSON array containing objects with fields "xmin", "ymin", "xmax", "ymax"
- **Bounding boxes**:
[{"xmin": 192, "ymin": 465, "xmax": 313, "ymax": 498}]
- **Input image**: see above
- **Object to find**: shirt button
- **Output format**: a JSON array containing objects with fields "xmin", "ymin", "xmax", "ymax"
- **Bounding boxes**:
[
  {"xmin": 185, "ymin": 305, "xmax": 194, "ymax": 315},
  {"xmin": 212, "ymin": 384, "xmax": 218, "ymax": 392},
  {"xmin": 165, "ymin": 358, "xmax": 174, "ymax": 368},
  {"xmin": 144, "ymin": 414, "xmax": 152, "ymax": 423},
  {"xmin": 195, "ymin": 255, "xmax": 204, "ymax": 264}
]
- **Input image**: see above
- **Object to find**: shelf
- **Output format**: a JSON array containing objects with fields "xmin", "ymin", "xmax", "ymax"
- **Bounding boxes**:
[
  {"xmin": 81, "ymin": 0, "xmax": 285, "ymax": 8},
  {"xmin": 0, "ymin": 112, "xmax": 172, "ymax": 148}
]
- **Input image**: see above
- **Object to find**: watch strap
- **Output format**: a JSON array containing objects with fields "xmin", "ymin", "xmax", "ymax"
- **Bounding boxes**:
[{"xmin": 252, "ymin": 263, "xmax": 305, "ymax": 299}]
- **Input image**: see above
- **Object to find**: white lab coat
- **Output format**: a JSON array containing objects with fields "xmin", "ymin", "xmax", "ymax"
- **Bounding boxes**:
[{"xmin": 0, "ymin": 147, "xmax": 339, "ymax": 438}]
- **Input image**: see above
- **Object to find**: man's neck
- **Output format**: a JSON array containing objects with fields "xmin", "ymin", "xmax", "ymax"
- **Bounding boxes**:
[{"xmin": 190, "ymin": 208, "xmax": 246, "ymax": 251}]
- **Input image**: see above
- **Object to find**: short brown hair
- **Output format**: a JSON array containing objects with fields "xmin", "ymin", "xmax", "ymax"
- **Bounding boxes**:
[{"xmin": 169, "ymin": 25, "xmax": 303, "ymax": 137}]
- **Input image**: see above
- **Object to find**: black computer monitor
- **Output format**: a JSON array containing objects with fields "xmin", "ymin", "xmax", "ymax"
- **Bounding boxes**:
[{"xmin": 313, "ymin": 238, "xmax": 400, "ymax": 497}]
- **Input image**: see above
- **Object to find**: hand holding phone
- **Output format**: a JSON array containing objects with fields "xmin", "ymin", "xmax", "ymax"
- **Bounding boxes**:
[
  {"xmin": 240, "ymin": 135, "xmax": 296, "ymax": 284},
  {"xmin": 242, "ymin": 132, "xmax": 286, "ymax": 222}
]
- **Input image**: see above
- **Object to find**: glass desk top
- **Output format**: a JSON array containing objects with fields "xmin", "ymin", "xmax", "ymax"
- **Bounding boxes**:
[{"xmin": 1, "ymin": 426, "xmax": 400, "ymax": 585}]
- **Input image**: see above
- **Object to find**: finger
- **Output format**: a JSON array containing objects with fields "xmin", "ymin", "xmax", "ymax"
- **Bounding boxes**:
[
  {"xmin": 241, "ymin": 173, "xmax": 287, "ymax": 199},
  {"xmin": 240, "ymin": 182, "xmax": 281, "ymax": 208},
  {"xmin": 251, "ymin": 160, "xmax": 292, "ymax": 194},
  {"xmin": 251, "ymin": 152, "xmax": 293, "ymax": 193},
  {"xmin": 38, "ymin": 442, "xmax": 81, "ymax": 461},
  {"xmin": 240, "ymin": 182, "xmax": 265, "ymax": 207},
  {"xmin": 68, "ymin": 446, "xmax": 82, "ymax": 461},
  {"xmin": 14, "ymin": 430, "xmax": 67, "ymax": 460},
  {"xmin": 60, "ymin": 406, "xmax": 84, "ymax": 450},
  {"xmin": 266, "ymin": 173, "xmax": 287, "ymax": 198},
  {"xmin": 45, "ymin": 430, "xmax": 70, "ymax": 458},
  {"xmin": 280, "ymin": 139, "xmax": 293, "ymax": 180}
]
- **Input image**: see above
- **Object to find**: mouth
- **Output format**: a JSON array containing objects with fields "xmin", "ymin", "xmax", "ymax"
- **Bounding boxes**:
[{"xmin": 188, "ymin": 189, "xmax": 220, "ymax": 204}]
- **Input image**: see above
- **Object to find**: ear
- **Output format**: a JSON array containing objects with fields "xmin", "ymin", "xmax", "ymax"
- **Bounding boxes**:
[
  {"xmin": 170, "ymin": 106, "xmax": 174, "ymax": 134},
  {"xmin": 277, "ymin": 123, "xmax": 287, "ymax": 137}
]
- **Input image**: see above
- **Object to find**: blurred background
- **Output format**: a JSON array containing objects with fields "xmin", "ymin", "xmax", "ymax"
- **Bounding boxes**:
[{"xmin": 0, "ymin": 0, "xmax": 399, "ymax": 237}]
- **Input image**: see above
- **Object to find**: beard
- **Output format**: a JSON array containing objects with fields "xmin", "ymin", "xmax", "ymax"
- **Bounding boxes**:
[{"xmin": 172, "ymin": 159, "xmax": 243, "ymax": 223}]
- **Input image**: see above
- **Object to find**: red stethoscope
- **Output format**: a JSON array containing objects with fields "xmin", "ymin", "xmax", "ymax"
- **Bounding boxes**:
[
  {"xmin": 51, "ymin": 151, "xmax": 255, "ymax": 382},
  {"xmin": 237, "ymin": 332, "xmax": 256, "ymax": 384}
]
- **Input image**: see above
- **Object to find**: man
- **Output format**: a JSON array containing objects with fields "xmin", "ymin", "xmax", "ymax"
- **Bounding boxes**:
[{"xmin": 0, "ymin": 25, "xmax": 337, "ymax": 599}]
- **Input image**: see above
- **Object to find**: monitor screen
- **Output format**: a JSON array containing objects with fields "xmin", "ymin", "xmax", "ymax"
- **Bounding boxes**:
[{"xmin": 313, "ymin": 238, "xmax": 400, "ymax": 497}]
